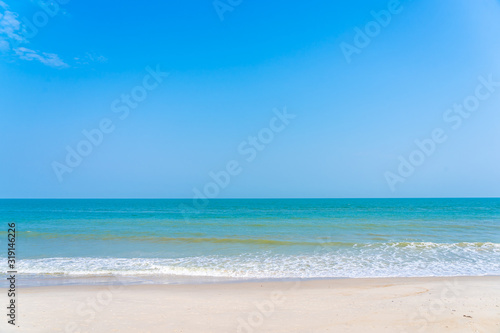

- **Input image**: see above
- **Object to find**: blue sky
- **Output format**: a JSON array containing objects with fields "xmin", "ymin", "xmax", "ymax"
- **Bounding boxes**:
[{"xmin": 1, "ymin": 0, "xmax": 500, "ymax": 198}]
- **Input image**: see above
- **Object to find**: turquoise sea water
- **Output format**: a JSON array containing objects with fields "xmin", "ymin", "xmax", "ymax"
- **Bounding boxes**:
[{"xmin": 0, "ymin": 199, "xmax": 499, "ymax": 284}]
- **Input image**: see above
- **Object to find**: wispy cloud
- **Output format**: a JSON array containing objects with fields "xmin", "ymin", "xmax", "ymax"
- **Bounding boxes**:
[
  {"xmin": 74, "ymin": 52, "xmax": 108, "ymax": 65},
  {"xmin": 0, "ymin": 4, "xmax": 25, "ymax": 46},
  {"xmin": 14, "ymin": 46, "xmax": 68, "ymax": 68},
  {"xmin": 0, "ymin": 0, "xmax": 68, "ymax": 68}
]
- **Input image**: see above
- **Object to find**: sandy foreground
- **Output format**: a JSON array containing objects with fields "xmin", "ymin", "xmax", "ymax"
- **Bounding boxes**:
[{"xmin": 1, "ymin": 276, "xmax": 499, "ymax": 333}]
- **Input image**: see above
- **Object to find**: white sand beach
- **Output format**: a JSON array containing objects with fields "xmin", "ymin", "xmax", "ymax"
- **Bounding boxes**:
[{"xmin": 1, "ymin": 276, "xmax": 499, "ymax": 333}]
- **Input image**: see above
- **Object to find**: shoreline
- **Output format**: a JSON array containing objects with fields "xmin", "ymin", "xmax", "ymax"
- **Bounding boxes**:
[
  {"xmin": 2, "ymin": 276, "xmax": 499, "ymax": 332},
  {"xmin": 5, "ymin": 273, "xmax": 500, "ymax": 288}
]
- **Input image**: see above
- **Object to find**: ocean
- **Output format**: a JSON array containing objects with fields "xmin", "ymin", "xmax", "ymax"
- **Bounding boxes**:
[{"xmin": 1, "ymin": 198, "xmax": 499, "ymax": 286}]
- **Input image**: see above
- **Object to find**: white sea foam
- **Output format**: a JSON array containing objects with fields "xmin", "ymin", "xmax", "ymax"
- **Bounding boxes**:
[{"xmin": 6, "ymin": 242, "xmax": 500, "ymax": 279}]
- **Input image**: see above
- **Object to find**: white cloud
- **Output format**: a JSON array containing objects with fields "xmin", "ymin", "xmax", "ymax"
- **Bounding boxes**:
[
  {"xmin": 0, "ymin": 8, "xmax": 25, "ymax": 44},
  {"xmin": 0, "ymin": 1, "xmax": 69, "ymax": 69},
  {"xmin": 74, "ymin": 52, "xmax": 108, "ymax": 65},
  {"xmin": 1, "ymin": 2, "xmax": 105, "ymax": 69},
  {"xmin": 14, "ymin": 47, "xmax": 68, "ymax": 68}
]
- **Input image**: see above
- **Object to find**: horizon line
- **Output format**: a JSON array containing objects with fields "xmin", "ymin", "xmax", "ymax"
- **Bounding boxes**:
[{"xmin": 1, "ymin": 197, "xmax": 499, "ymax": 200}]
